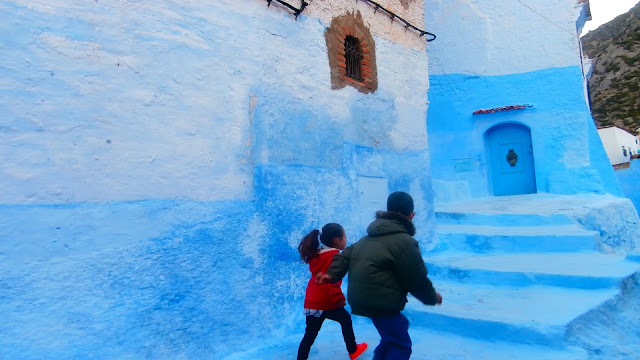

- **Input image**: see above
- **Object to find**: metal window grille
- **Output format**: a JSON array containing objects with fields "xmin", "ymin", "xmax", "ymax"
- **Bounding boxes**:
[{"xmin": 344, "ymin": 36, "xmax": 363, "ymax": 82}]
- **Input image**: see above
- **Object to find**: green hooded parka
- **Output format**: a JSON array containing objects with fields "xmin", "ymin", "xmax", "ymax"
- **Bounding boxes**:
[{"xmin": 326, "ymin": 211, "xmax": 439, "ymax": 318}]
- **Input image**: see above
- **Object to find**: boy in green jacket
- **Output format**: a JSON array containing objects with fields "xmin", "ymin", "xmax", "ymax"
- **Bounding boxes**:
[{"xmin": 317, "ymin": 191, "xmax": 442, "ymax": 360}]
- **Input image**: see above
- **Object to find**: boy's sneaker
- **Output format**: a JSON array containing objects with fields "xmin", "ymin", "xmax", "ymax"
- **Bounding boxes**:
[{"xmin": 349, "ymin": 343, "xmax": 368, "ymax": 360}]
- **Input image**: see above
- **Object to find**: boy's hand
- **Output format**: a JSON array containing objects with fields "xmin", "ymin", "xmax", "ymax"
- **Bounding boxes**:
[
  {"xmin": 336, "ymin": 299, "xmax": 346, "ymax": 308},
  {"xmin": 436, "ymin": 292, "xmax": 443, "ymax": 305},
  {"xmin": 316, "ymin": 273, "xmax": 333, "ymax": 284}
]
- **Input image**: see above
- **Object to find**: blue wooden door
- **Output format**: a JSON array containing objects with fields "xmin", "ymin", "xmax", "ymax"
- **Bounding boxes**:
[{"xmin": 485, "ymin": 123, "xmax": 536, "ymax": 196}]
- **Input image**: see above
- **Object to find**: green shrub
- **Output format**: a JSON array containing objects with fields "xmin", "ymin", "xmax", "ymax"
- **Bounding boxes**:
[{"xmin": 606, "ymin": 62, "xmax": 621, "ymax": 73}]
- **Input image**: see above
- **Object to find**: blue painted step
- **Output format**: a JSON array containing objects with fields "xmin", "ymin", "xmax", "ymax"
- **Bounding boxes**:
[
  {"xmin": 436, "ymin": 211, "xmax": 575, "ymax": 227},
  {"xmin": 434, "ymin": 224, "xmax": 599, "ymax": 253},
  {"xmin": 425, "ymin": 252, "xmax": 639, "ymax": 289},
  {"xmin": 627, "ymin": 252, "xmax": 640, "ymax": 263},
  {"xmin": 403, "ymin": 280, "xmax": 621, "ymax": 347}
]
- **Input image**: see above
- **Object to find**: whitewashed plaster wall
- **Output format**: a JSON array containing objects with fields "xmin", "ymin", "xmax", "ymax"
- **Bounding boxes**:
[
  {"xmin": 0, "ymin": 0, "xmax": 430, "ymax": 204},
  {"xmin": 424, "ymin": 0, "xmax": 586, "ymax": 76}
]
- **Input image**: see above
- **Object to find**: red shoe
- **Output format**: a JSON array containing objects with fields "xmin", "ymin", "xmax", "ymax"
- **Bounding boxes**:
[{"xmin": 349, "ymin": 343, "xmax": 368, "ymax": 360}]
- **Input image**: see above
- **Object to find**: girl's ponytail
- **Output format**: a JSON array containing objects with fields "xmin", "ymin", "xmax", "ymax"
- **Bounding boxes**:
[{"xmin": 298, "ymin": 229, "xmax": 320, "ymax": 263}]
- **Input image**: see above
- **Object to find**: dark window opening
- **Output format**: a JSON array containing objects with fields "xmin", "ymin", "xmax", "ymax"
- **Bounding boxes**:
[
  {"xmin": 344, "ymin": 35, "xmax": 363, "ymax": 82},
  {"xmin": 623, "ymin": 146, "xmax": 628, "ymax": 157}
]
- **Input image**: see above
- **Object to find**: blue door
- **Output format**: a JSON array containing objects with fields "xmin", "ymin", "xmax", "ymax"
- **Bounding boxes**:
[{"xmin": 485, "ymin": 123, "xmax": 536, "ymax": 196}]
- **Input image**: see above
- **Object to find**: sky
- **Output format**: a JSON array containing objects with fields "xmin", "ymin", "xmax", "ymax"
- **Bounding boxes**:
[{"xmin": 581, "ymin": 0, "xmax": 639, "ymax": 35}]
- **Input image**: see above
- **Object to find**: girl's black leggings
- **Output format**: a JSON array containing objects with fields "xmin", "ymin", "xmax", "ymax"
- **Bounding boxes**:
[{"xmin": 297, "ymin": 307, "xmax": 357, "ymax": 360}]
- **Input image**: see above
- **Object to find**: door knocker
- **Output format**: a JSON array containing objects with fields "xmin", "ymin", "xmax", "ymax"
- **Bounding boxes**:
[{"xmin": 506, "ymin": 149, "xmax": 518, "ymax": 167}]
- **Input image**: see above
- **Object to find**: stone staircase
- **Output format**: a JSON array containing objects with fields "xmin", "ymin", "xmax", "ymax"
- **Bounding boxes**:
[
  {"xmin": 405, "ymin": 198, "xmax": 640, "ymax": 351},
  {"xmin": 223, "ymin": 195, "xmax": 640, "ymax": 359}
]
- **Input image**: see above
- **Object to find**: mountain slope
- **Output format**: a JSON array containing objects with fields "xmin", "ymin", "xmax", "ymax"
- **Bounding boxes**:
[{"xmin": 581, "ymin": 2, "xmax": 640, "ymax": 132}]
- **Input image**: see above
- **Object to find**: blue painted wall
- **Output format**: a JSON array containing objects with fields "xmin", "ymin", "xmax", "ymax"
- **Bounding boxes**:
[
  {"xmin": 1, "ymin": 201, "xmax": 265, "ymax": 359},
  {"xmin": 427, "ymin": 67, "xmax": 622, "ymax": 203},
  {"xmin": 0, "ymin": 1, "xmax": 435, "ymax": 358},
  {"xmin": 615, "ymin": 160, "xmax": 640, "ymax": 213}
]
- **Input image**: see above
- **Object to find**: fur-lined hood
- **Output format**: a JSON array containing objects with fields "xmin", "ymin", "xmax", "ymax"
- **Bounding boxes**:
[{"xmin": 366, "ymin": 211, "xmax": 416, "ymax": 237}]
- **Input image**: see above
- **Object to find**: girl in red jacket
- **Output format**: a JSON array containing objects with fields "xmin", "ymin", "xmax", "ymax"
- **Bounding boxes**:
[{"xmin": 296, "ymin": 223, "xmax": 368, "ymax": 360}]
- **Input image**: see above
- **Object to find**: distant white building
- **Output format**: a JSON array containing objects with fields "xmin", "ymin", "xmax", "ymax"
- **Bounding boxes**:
[{"xmin": 597, "ymin": 126, "xmax": 639, "ymax": 165}]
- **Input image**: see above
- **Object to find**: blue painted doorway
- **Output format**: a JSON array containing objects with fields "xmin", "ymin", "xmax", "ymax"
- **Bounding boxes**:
[{"xmin": 485, "ymin": 123, "xmax": 537, "ymax": 196}]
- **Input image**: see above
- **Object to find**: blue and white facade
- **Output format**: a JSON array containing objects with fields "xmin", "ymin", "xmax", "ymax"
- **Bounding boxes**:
[
  {"xmin": 2, "ymin": 0, "xmax": 639, "ymax": 358},
  {"xmin": 0, "ymin": 0, "xmax": 436, "ymax": 358},
  {"xmin": 424, "ymin": 0, "xmax": 621, "ymax": 203}
]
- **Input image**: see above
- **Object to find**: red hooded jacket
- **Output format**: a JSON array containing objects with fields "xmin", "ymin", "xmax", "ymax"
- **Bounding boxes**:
[{"xmin": 304, "ymin": 248, "xmax": 346, "ymax": 310}]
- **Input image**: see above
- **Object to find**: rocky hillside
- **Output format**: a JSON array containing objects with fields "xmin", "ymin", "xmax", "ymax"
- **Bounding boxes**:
[{"xmin": 581, "ymin": 2, "xmax": 640, "ymax": 132}]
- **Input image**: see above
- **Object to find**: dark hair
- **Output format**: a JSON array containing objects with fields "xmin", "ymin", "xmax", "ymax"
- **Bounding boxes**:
[
  {"xmin": 387, "ymin": 191, "xmax": 414, "ymax": 216},
  {"xmin": 298, "ymin": 223, "xmax": 344, "ymax": 263}
]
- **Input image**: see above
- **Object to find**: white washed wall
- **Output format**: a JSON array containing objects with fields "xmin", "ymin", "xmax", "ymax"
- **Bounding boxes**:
[{"xmin": 424, "ymin": 0, "xmax": 585, "ymax": 76}]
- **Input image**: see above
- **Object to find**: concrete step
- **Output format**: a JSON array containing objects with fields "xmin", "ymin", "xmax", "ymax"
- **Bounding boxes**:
[
  {"xmin": 435, "ymin": 224, "xmax": 600, "ymax": 253},
  {"xmin": 436, "ymin": 211, "xmax": 576, "ymax": 227},
  {"xmin": 426, "ymin": 252, "xmax": 639, "ymax": 289},
  {"xmin": 627, "ymin": 252, "xmax": 640, "ymax": 263},
  {"xmin": 404, "ymin": 280, "xmax": 621, "ymax": 347}
]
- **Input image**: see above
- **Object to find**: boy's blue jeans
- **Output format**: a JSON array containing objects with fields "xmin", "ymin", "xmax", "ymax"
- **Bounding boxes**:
[{"xmin": 371, "ymin": 312, "xmax": 412, "ymax": 360}]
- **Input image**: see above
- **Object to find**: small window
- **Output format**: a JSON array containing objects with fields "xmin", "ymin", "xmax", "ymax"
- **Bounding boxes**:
[
  {"xmin": 623, "ymin": 146, "xmax": 628, "ymax": 157},
  {"xmin": 324, "ymin": 12, "xmax": 378, "ymax": 93},
  {"xmin": 344, "ymin": 36, "xmax": 363, "ymax": 82}
]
